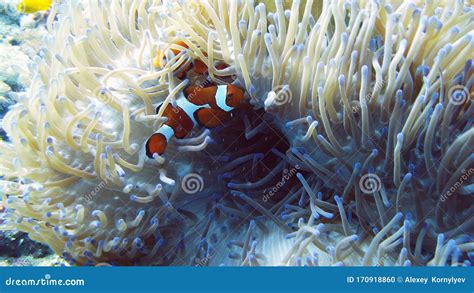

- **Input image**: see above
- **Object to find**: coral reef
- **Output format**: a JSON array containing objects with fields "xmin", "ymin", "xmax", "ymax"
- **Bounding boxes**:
[
  {"xmin": 0, "ymin": 1, "xmax": 48, "ymax": 90},
  {"xmin": 0, "ymin": 1, "xmax": 58, "ymax": 265},
  {"xmin": 0, "ymin": 228, "xmax": 66, "ymax": 266},
  {"xmin": 0, "ymin": 0, "xmax": 473, "ymax": 266},
  {"xmin": 0, "ymin": 230, "xmax": 51, "ymax": 259},
  {"xmin": 0, "ymin": 0, "xmax": 48, "ymax": 140}
]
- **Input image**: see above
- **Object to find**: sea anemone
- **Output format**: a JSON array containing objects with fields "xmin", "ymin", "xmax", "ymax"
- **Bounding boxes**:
[{"xmin": 0, "ymin": 0, "xmax": 473, "ymax": 266}]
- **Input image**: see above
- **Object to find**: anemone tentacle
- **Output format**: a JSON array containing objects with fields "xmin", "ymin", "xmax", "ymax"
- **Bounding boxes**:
[{"xmin": 0, "ymin": 0, "xmax": 472, "ymax": 266}]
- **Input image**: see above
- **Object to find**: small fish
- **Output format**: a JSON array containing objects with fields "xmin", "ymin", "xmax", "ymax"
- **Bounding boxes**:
[
  {"xmin": 154, "ymin": 40, "xmax": 233, "ymax": 82},
  {"xmin": 154, "ymin": 40, "xmax": 206, "ymax": 79},
  {"xmin": 145, "ymin": 84, "xmax": 248, "ymax": 158},
  {"xmin": 17, "ymin": 0, "xmax": 52, "ymax": 13}
]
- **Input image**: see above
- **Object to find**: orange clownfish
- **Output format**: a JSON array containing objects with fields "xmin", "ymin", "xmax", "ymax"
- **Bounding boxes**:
[
  {"xmin": 154, "ymin": 41, "xmax": 233, "ymax": 82},
  {"xmin": 154, "ymin": 40, "xmax": 209, "ymax": 79},
  {"xmin": 145, "ymin": 84, "xmax": 248, "ymax": 158}
]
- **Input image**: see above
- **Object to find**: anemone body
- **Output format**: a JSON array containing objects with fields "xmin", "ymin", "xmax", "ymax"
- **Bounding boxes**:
[{"xmin": 0, "ymin": 0, "xmax": 473, "ymax": 266}]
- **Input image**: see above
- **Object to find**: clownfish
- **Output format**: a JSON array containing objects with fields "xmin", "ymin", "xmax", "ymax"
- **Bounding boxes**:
[
  {"xmin": 17, "ymin": 0, "xmax": 52, "ymax": 13},
  {"xmin": 154, "ymin": 40, "xmax": 209, "ymax": 79},
  {"xmin": 154, "ymin": 41, "xmax": 234, "ymax": 82},
  {"xmin": 145, "ymin": 84, "xmax": 248, "ymax": 158}
]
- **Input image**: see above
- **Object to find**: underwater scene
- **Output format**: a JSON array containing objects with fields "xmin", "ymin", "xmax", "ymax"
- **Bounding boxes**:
[{"xmin": 0, "ymin": 0, "xmax": 472, "ymax": 268}]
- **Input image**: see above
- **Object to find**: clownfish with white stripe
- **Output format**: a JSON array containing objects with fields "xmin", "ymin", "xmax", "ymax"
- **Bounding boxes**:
[{"xmin": 145, "ymin": 84, "xmax": 248, "ymax": 158}]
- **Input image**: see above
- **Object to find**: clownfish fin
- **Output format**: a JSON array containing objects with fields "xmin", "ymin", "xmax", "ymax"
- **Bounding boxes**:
[
  {"xmin": 153, "ymin": 49, "xmax": 166, "ymax": 68},
  {"xmin": 145, "ymin": 133, "xmax": 168, "ymax": 158},
  {"xmin": 171, "ymin": 40, "xmax": 188, "ymax": 55},
  {"xmin": 154, "ymin": 40, "xmax": 188, "ymax": 69},
  {"xmin": 194, "ymin": 108, "xmax": 229, "ymax": 128}
]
